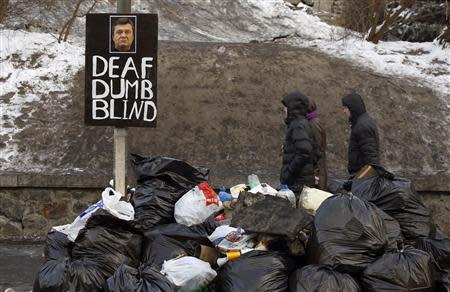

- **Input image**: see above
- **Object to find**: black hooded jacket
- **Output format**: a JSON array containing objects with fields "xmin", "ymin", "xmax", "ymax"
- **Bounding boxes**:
[
  {"xmin": 280, "ymin": 91, "xmax": 318, "ymax": 187},
  {"xmin": 342, "ymin": 93, "xmax": 380, "ymax": 174}
]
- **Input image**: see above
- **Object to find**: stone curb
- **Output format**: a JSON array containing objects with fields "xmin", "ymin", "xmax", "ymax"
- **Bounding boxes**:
[
  {"xmin": 0, "ymin": 174, "xmax": 111, "ymax": 188},
  {"xmin": 0, "ymin": 173, "xmax": 449, "ymax": 192}
]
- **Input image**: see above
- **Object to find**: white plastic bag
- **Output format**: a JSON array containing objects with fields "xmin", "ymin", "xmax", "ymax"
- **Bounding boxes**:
[
  {"xmin": 55, "ymin": 187, "xmax": 134, "ymax": 241},
  {"xmin": 174, "ymin": 182, "xmax": 222, "ymax": 226},
  {"xmin": 101, "ymin": 187, "xmax": 135, "ymax": 221},
  {"xmin": 161, "ymin": 256, "xmax": 217, "ymax": 292},
  {"xmin": 298, "ymin": 186, "xmax": 333, "ymax": 215},
  {"xmin": 64, "ymin": 199, "xmax": 105, "ymax": 241},
  {"xmin": 208, "ymin": 225, "xmax": 237, "ymax": 246},
  {"xmin": 249, "ymin": 183, "xmax": 278, "ymax": 195}
]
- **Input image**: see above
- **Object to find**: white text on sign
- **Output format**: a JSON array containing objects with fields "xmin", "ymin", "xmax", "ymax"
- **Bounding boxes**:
[{"xmin": 91, "ymin": 56, "xmax": 156, "ymax": 121}]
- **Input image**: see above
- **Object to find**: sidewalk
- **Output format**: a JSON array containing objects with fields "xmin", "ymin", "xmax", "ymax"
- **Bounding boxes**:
[{"xmin": 0, "ymin": 242, "xmax": 44, "ymax": 292}]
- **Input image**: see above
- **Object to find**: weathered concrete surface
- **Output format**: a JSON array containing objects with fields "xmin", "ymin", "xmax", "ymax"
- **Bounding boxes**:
[
  {"xmin": 0, "ymin": 241, "xmax": 44, "ymax": 292},
  {"xmin": 0, "ymin": 186, "xmax": 102, "ymax": 240},
  {"xmin": 422, "ymin": 192, "xmax": 450, "ymax": 233}
]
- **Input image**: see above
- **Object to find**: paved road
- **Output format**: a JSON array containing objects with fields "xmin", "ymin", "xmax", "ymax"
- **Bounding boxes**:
[{"xmin": 0, "ymin": 242, "xmax": 44, "ymax": 292}]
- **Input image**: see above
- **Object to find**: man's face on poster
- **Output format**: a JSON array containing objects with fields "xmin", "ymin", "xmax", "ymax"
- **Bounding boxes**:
[{"xmin": 113, "ymin": 23, "xmax": 134, "ymax": 52}]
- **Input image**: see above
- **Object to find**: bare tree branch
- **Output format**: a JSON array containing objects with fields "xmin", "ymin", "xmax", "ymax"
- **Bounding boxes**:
[
  {"xmin": 77, "ymin": 0, "xmax": 97, "ymax": 18},
  {"xmin": 446, "ymin": 0, "xmax": 449, "ymax": 22},
  {"xmin": 366, "ymin": 0, "xmax": 416, "ymax": 44},
  {"xmin": 367, "ymin": 0, "xmax": 384, "ymax": 41},
  {"xmin": 58, "ymin": 0, "xmax": 98, "ymax": 42}
]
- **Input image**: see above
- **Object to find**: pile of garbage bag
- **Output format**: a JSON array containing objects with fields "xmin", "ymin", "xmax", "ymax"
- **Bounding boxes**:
[
  {"xmin": 329, "ymin": 167, "xmax": 434, "ymax": 241},
  {"xmin": 33, "ymin": 157, "xmax": 450, "ymax": 292},
  {"xmin": 307, "ymin": 193, "xmax": 388, "ymax": 274}
]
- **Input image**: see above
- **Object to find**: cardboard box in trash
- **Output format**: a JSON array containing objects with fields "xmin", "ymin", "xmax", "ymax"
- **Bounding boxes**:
[
  {"xmin": 199, "ymin": 245, "xmax": 220, "ymax": 266},
  {"xmin": 355, "ymin": 165, "xmax": 378, "ymax": 179}
]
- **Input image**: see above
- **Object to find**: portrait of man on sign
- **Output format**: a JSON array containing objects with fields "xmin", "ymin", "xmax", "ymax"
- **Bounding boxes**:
[{"xmin": 110, "ymin": 16, "xmax": 136, "ymax": 53}]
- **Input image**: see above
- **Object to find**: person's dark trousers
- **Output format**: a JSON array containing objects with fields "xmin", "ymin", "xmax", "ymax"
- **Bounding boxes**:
[{"xmin": 289, "ymin": 183, "xmax": 304, "ymax": 208}]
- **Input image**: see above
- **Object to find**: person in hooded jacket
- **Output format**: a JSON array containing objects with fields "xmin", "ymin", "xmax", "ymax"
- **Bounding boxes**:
[
  {"xmin": 342, "ymin": 93, "xmax": 380, "ymax": 175},
  {"xmin": 280, "ymin": 91, "xmax": 319, "ymax": 201},
  {"xmin": 307, "ymin": 97, "xmax": 328, "ymax": 190}
]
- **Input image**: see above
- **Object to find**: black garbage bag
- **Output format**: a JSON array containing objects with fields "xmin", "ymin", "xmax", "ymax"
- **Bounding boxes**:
[
  {"xmin": 143, "ymin": 213, "xmax": 217, "ymax": 247},
  {"xmin": 132, "ymin": 154, "xmax": 209, "ymax": 185},
  {"xmin": 68, "ymin": 258, "xmax": 112, "ymax": 292},
  {"xmin": 131, "ymin": 154, "xmax": 209, "ymax": 229},
  {"xmin": 34, "ymin": 210, "xmax": 143, "ymax": 292},
  {"xmin": 231, "ymin": 195, "xmax": 313, "ymax": 240},
  {"xmin": 141, "ymin": 213, "xmax": 220, "ymax": 268},
  {"xmin": 430, "ymin": 264, "xmax": 450, "ymax": 292},
  {"xmin": 416, "ymin": 230, "xmax": 450, "ymax": 291},
  {"xmin": 34, "ymin": 231, "xmax": 73, "ymax": 291},
  {"xmin": 308, "ymin": 193, "xmax": 387, "ymax": 274},
  {"xmin": 378, "ymin": 209, "xmax": 403, "ymax": 251},
  {"xmin": 216, "ymin": 250, "xmax": 296, "ymax": 292},
  {"xmin": 44, "ymin": 230, "xmax": 73, "ymax": 260},
  {"xmin": 141, "ymin": 233, "xmax": 200, "ymax": 269},
  {"xmin": 71, "ymin": 209, "xmax": 142, "ymax": 275},
  {"xmin": 328, "ymin": 178, "xmax": 347, "ymax": 194},
  {"xmin": 348, "ymin": 170, "xmax": 433, "ymax": 240},
  {"xmin": 416, "ymin": 230, "xmax": 450, "ymax": 270},
  {"xmin": 361, "ymin": 246, "xmax": 434, "ymax": 291},
  {"xmin": 438, "ymin": 272, "xmax": 450, "ymax": 292},
  {"xmin": 33, "ymin": 258, "xmax": 109, "ymax": 292},
  {"xmin": 105, "ymin": 264, "xmax": 175, "ymax": 292},
  {"xmin": 33, "ymin": 258, "xmax": 70, "ymax": 292},
  {"xmin": 289, "ymin": 265, "xmax": 361, "ymax": 292}
]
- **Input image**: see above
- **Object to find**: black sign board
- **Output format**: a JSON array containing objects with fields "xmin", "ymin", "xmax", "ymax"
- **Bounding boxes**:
[{"xmin": 85, "ymin": 14, "xmax": 158, "ymax": 127}]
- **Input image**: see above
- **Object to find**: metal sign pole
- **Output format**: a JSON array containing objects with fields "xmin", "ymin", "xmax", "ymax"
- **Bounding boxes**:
[
  {"xmin": 118, "ymin": 0, "xmax": 131, "ymax": 13},
  {"xmin": 114, "ymin": 0, "xmax": 131, "ymax": 195}
]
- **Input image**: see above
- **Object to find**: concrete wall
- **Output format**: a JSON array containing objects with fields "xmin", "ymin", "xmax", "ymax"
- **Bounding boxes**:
[
  {"xmin": 0, "ymin": 175, "xmax": 107, "ymax": 239},
  {"xmin": 0, "ymin": 174, "xmax": 449, "ymax": 239}
]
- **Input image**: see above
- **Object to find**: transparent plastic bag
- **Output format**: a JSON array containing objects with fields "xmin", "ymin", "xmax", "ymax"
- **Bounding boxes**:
[
  {"xmin": 161, "ymin": 256, "xmax": 217, "ymax": 292},
  {"xmin": 55, "ymin": 187, "xmax": 134, "ymax": 241},
  {"xmin": 174, "ymin": 182, "xmax": 222, "ymax": 226}
]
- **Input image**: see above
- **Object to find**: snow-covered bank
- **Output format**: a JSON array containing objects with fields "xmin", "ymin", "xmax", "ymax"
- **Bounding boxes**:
[
  {"xmin": 246, "ymin": 0, "xmax": 450, "ymax": 100},
  {"xmin": 0, "ymin": 30, "xmax": 84, "ymax": 164}
]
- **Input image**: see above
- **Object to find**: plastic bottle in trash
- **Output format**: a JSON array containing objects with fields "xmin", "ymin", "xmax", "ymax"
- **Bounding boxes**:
[
  {"xmin": 218, "ymin": 186, "xmax": 232, "ymax": 202},
  {"xmin": 248, "ymin": 174, "xmax": 261, "ymax": 189},
  {"xmin": 226, "ymin": 248, "xmax": 253, "ymax": 261},
  {"xmin": 277, "ymin": 184, "xmax": 297, "ymax": 207},
  {"xmin": 217, "ymin": 257, "xmax": 229, "ymax": 267}
]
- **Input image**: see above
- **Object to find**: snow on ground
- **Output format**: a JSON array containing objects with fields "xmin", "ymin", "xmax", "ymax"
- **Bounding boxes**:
[
  {"xmin": 246, "ymin": 0, "xmax": 450, "ymax": 102},
  {"xmin": 0, "ymin": 29, "xmax": 84, "ymax": 163}
]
